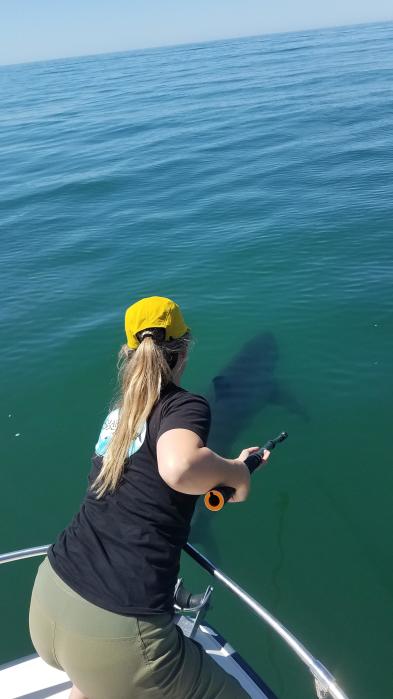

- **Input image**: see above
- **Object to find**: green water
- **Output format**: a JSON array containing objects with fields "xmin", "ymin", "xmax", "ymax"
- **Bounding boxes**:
[{"xmin": 1, "ymin": 21, "xmax": 393, "ymax": 699}]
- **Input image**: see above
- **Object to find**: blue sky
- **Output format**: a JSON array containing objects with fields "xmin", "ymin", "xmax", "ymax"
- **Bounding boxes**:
[{"xmin": 1, "ymin": 0, "xmax": 393, "ymax": 65}]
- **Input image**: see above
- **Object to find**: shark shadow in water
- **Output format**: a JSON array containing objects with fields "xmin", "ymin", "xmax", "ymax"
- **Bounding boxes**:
[{"xmin": 188, "ymin": 331, "xmax": 307, "ymax": 564}]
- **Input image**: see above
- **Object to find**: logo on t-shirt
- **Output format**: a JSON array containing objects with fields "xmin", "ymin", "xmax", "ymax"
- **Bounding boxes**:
[{"xmin": 95, "ymin": 409, "xmax": 147, "ymax": 457}]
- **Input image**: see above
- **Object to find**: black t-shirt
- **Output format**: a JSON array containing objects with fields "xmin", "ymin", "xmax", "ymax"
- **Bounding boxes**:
[{"xmin": 48, "ymin": 383, "xmax": 211, "ymax": 616}]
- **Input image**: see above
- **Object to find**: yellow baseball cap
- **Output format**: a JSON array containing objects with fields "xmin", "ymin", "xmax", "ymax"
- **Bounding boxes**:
[{"xmin": 125, "ymin": 296, "xmax": 189, "ymax": 349}]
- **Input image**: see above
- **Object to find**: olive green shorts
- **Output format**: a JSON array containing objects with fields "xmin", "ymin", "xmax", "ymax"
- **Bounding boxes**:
[{"xmin": 29, "ymin": 557, "xmax": 249, "ymax": 698}]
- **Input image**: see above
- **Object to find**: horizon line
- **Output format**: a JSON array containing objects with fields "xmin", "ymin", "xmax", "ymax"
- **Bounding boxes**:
[{"xmin": 1, "ymin": 17, "xmax": 392, "ymax": 69}]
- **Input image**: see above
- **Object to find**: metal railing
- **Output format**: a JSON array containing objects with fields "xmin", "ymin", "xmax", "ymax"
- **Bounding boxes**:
[
  {"xmin": 0, "ymin": 545, "xmax": 49, "ymax": 565},
  {"xmin": 1, "ymin": 544, "xmax": 350, "ymax": 699}
]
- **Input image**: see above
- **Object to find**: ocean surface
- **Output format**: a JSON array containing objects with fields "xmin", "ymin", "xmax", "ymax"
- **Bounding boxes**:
[{"xmin": 1, "ymin": 20, "xmax": 393, "ymax": 699}]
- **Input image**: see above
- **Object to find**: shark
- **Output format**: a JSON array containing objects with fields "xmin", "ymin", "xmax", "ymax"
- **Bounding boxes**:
[
  {"xmin": 207, "ymin": 331, "xmax": 307, "ymax": 452},
  {"xmin": 188, "ymin": 331, "xmax": 307, "ymax": 563}
]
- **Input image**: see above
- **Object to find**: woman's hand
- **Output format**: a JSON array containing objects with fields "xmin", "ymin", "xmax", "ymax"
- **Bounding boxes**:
[
  {"xmin": 254, "ymin": 448, "xmax": 271, "ymax": 472},
  {"xmin": 228, "ymin": 447, "xmax": 271, "ymax": 503}
]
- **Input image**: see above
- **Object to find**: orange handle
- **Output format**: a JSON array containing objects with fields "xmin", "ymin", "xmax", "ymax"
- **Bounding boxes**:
[{"xmin": 204, "ymin": 487, "xmax": 233, "ymax": 511}]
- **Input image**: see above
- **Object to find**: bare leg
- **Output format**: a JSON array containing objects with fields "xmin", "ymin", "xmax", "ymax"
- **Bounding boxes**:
[{"xmin": 69, "ymin": 685, "xmax": 88, "ymax": 699}]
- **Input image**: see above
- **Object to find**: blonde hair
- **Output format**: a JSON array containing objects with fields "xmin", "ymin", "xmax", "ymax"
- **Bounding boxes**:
[{"xmin": 92, "ymin": 331, "xmax": 190, "ymax": 498}]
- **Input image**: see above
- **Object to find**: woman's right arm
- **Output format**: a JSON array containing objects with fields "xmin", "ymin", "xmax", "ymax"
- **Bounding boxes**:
[{"xmin": 157, "ymin": 428, "xmax": 267, "ymax": 502}]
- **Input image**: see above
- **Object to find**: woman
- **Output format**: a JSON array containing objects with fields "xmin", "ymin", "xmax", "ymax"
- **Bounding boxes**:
[{"xmin": 29, "ymin": 295, "xmax": 270, "ymax": 699}]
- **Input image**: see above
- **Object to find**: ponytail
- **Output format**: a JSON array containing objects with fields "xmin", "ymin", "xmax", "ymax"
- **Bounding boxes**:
[{"xmin": 92, "ymin": 332, "xmax": 190, "ymax": 497}]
